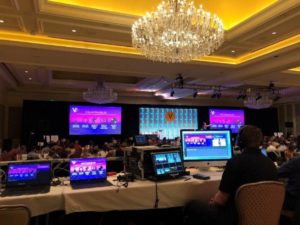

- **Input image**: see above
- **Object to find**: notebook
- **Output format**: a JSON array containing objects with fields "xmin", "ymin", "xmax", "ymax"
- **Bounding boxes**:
[
  {"xmin": 150, "ymin": 151, "xmax": 185, "ymax": 180},
  {"xmin": 69, "ymin": 157, "xmax": 111, "ymax": 189},
  {"xmin": 1, "ymin": 161, "xmax": 51, "ymax": 196}
]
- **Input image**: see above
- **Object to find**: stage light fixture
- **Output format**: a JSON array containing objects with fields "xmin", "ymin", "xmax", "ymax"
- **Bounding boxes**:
[
  {"xmin": 170, "ymin": 89, "xmax": 175, "ymax": 97},
  {"xmin": 193, "ymin": 90, "xmax": 198, "ymax": 98},
  {"xmin": 256, "ymin": 93, "xmax": 262, "ymax": 101}
]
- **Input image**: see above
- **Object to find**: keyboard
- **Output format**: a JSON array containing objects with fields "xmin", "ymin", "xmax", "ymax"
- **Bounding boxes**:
[
  {"xmin": 1, "ymin": 186, "xmax": 50, "ymax": 197},
  {"xmin": 71, "ymin": 180, "xmax": 112, "ymax": 189}
]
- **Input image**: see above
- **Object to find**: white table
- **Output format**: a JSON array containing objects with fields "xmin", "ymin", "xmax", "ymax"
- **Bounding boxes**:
[
  {"xmin": 0, "ymin": 171, "xmax": 222, "ymax": 216},
  {"xmin": 0, "ymin": 186, "xmax": 64, "ymax": 217}
]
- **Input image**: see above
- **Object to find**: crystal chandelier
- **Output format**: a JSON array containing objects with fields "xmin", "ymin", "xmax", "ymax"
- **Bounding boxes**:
[
  {"xmin": 244, "ymin": 93, "xmax": 273, "ymax": 109},
  {"xmin": 132, "ymin": 0, "xmax": 224, "ymax": 63},
  {"xmin": 83, "ymin": 82, "xmax": 117, "ymax": 104}
]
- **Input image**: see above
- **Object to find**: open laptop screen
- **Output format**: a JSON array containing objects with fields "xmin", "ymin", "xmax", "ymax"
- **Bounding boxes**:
[
  {"xmin": 69, "ymin": 158, "xmax": 107, "ymax": 182},
  {"xmin": 151, "ymin": 151, "xmax": 184, "ymax": 178},
  {"xmin": 7, "ymin": 162, "xmax": 51, "ymax": 187}
]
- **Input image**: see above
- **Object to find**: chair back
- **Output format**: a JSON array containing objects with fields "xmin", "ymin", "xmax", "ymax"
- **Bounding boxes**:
[
  {"xmin": 0, "ymin": 205, "xmax": 31, "ymax": 225},
  {"xmin": 235, "ymin": 181, "xmax": 285, "ymax": 225}
]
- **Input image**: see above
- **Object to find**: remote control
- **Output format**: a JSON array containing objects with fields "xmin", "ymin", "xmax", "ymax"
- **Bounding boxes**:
[{"xmin": 192, "ymin": 173, "xmax": 210, "ymax": 180}]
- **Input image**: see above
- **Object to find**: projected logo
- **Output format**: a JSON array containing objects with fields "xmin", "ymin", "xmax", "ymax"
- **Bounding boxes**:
[{"xmin": 165, "ymin": 111, "xmax": 175, "ymax": 122}]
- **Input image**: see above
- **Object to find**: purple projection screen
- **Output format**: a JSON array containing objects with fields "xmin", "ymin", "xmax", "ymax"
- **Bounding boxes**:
[
  {"xmin": 209, "ymin": 109, "xmax": 244, "ymax": 133},
  {"xmin": 69, "ymin": 105, "xmax": 121, "ymax": 135}
]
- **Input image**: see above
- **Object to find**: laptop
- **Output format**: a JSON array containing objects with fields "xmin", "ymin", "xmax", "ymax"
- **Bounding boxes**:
[
  {"xmin": 69, "ymin": 157, "xmax": 111, "ymax": 189},
  {"xmin": 150, "ymin": 151, "xmax": 185, "ymax": 181},
  {"xmin": 1, "ymin": 161, "xmax": 51, "ymax": 196}
]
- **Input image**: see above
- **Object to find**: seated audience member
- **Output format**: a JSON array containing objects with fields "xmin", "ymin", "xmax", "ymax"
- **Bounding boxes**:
[
  {"xmin": 278, "ymin": 156, "xmax": 300, "ymax": 217},
  {"xmin": 184, "ymin": 125, "xmax": 278, "ymax": 225},
  {"xmin": 283, "ymin": 144, "xmax": 296, "ymax": 162}
]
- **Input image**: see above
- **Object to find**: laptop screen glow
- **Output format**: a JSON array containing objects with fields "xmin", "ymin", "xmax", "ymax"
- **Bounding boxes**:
[
  {"xmin": 7, "ymin": 162, "xmax": 51, "ymax": 187},
  {"xmin": 69, "ymin": 158, "xmax": 107, "ymax": 181}
]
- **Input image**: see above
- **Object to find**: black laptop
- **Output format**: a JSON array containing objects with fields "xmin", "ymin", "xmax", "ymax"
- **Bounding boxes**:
[
  {"xmin": 69, "ymin": 157, "xmax": 111, "ymax": 189},
  {"xmin": 1, "ymin": 161, "xmax": 51, "ymax": 196},
  {"xmin": 150, "ymin": 151, "xmax": 185, "ymax": 180}
]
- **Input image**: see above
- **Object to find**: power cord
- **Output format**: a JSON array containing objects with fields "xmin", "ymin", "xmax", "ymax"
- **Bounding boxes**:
[
  {"xmin": 51, "ymin": 161, "xmax": 70, "ymax": 186},
  {"xmin": 154, "ymin": 180, "xmax": 159, "ymax": 208},
  {"xmin": 0, "ymin": 168, "xmax": 6, "ymax": 193}
]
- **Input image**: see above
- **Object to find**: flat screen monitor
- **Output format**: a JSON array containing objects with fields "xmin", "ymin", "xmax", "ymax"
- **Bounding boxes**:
[
  {"xmin": 209, "ymin": 109, "xmax": 244, "ymax": 133},
  {"xmin": 7, "ymin": 162, "xmax": 51, "ymax": 187},
  {"xmin": 69, "ymin": 158, "xmax": 107, "ymax": 182},
  {"xmin": 180, "ymin": 130, "xmax": 232, "ymax": 168},
  {"xmin": 151, "ymin": 151, "xmax": 184, "ymax": 178},
  {"xmin": 134, "ymin": 135, "xmax": 149, "ymax": 146},
  {"xmin": 139, "ymin": 107, "xmax": 198, "ymax": 140},
  {"xmin": 69, "ymin": 105, "xmax": 121, "ymax": 135}
]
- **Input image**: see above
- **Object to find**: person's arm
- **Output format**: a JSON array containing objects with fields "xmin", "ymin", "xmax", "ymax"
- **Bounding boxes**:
[{"xmin": 209, "ymin": 191, "xmax": 229, "ymax": 206}]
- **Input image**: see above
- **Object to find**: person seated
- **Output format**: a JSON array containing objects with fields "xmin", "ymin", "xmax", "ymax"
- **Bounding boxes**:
[
  {"xmin": 283, "ymin": 144, "xmax": 296, "ymax": 162},
  {"xmin": 278, "ymin": 155, "xmax": 300, "ymax": 223},
  {"xmin": 184, "ymin": 125, "xmax": 278, "ymax": 225}
]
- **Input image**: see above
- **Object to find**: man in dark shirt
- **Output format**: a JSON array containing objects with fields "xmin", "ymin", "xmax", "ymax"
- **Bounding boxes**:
[
  {"xmin": 184, "ymin": 125, "xmax": 278, "ymax": 225},
  {"xmin": 278, "ymin": 156, "xmax": 300, "ymax": 211}
]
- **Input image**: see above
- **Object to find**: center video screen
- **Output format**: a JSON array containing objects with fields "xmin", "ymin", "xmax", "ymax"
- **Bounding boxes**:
[
  {"xmin": 70, "ymin": 158, "xmax": 107, "ymax": 181},
  {"xmin": 139, "ymin": 107, "xmax": 198, "ymax": 140},
  {"xmin": 69, "ymin": 105, "xmax": 122, "ymax": 135},
  {"xmin": 209, "ymin": 109, "xmax": 244, "ymax": 133},
  {"xmin": 181, "ymin": 130, "xmax": 232, "ymax": 161}
]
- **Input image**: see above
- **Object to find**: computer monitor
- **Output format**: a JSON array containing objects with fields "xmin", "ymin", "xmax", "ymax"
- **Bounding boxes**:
[
  {"xmin": 69, "ymin": 158, "xmax": 107, "ymax": 182},
  {"xmin": 134, "ymin": 135, "xmax": 148, "ymax": 146},
  {"xmin": 180, "ymin": 130, "xmax": 232, "ymax": 168},
  {"xmin": 6, "ymin": 162, "xmax": 52, "ymax": 187},
  {"xmin": 151, "ymin": 151, "xmax": 185, "ymax": 179}
]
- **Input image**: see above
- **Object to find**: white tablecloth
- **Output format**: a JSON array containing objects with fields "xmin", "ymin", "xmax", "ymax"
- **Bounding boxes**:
[
  {"xmin": 0, "ymin": 171, "xmax": 222, "ymax": 216},
  {"xmin": 0, "ymin": 186, "xmax": 64, "ymax": 217}
]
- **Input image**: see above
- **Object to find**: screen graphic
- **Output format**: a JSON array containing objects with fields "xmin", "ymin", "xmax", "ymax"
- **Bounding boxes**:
[
  {"xmin": 152, "ymin": 152, "xmax": 184, "ymax": 176},
  {"xmin": 209, "ymin": 109, "xmax": 244, "ymax": 133},
  {"xmin": 70, "ymin": 158, "xmax": 107, "ymax": 181},
  {"xmin": 69, "ymin": 105, "xmax": 121, "ymax": 135},
  {"xmin": 7, "ymin": 162, "xmax": 51, "ymax": 186},
  {"xmin": 181, "ymin": 130, "xmax": 232, "ymax": 161},
  {"xmin": 139, "ymin": 107, "xmax": 198, "ymax": 140}
]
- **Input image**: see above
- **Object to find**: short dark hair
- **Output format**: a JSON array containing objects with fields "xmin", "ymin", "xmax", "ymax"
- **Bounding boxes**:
[{"xmin": 239, "ymin": 125, "xmax": 263, "ymax": 149}]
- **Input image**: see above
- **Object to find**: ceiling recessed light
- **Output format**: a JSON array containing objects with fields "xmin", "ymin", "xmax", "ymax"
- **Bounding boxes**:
[
  {"xmin": 272, "ymin": 31, "xmax": 277, "ymax": 35},
  {"xmin": 0, "ymin": 20, "xmax": 4, "ymax": 23},
  {"xmin": 28, "ymin": 77, "xmax": 32, "ymax": 80},
  {"xmin": 72, "ymin": 29, "xmax": 77, "ymax": 33},
  {"xmin": 25, "ymin": 70, "xmax": 28, "ymax": 73},
  {"xmin": 231, "ymin": 50, "xmax": 236, "ymax": 53}
]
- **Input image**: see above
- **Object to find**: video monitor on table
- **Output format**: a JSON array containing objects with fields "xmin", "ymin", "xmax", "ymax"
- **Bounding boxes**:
[
  {"xmin": 139, "ymin": 107, "xmax": 198, "ymax": 140},
  {"xmin": 209, "ymin": 109, "xmax": 244, "ymax": 133},
  {"xmin": 69, "ymin": 105, "xmax": 121, "ymax": 135},
  {"xmin": 69, "ymin": 158, "xmax": 107, "ymax": 181},
  {"xmin": 180, "ymin": 130, "xmax": 232, "ymax": 168},
  {"xmin": 7, "ymin": 162, "xmax": 51, "ymax": 187}
]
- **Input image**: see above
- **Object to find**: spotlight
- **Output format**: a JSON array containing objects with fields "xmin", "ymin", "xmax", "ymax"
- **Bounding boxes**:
[
  {"xmin": 193, "ymin": 89, "xmax": 197, "ymax": 98},
  {"xmin": 273, "ymin": 95, "xmax": 280, "ymax": 102},
  {"xmin": 268, "ymin": 81, "xmax": 275, "ymax": 90},
  {"xmin": 237, "ymin": 91, "xmax": 247, "ymax": 100},
  {"xmin": 211, "ymin": 88, "xmax": 221, "ymax": 99},
  {"xmin": 170, "ymin": 89, "xmax": 175, "ymax": 97},
  {"xmin": 256, "ymin": 93, "xmax": 262, "ymax": 101},
  {"xmin": 175, "ymin": 74, "xmax": 184, "ymax": 88}
]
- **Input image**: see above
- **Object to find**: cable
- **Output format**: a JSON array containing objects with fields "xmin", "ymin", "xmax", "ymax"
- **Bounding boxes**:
[
  {"xmin": 154, "ymin": 180, "xmax": 159, "ymax": 208},
  {"xmin": 0, "ymin": 168, "xmax": 6, "ymax": 193}
]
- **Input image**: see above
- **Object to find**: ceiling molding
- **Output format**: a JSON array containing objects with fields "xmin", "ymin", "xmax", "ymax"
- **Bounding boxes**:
[
  {"xmin": 0, "ymin": 31, "xmax": 298, "ymax": 66},
  {"xmin": 36, "ymin": 0, "xmax": 136, "ymax": 27}
]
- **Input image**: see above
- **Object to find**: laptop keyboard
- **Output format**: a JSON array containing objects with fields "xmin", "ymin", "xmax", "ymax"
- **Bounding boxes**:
[
  {"xmin": 1, "ymin": 186, "xmax": 50, "ymax": 197},
  {"xmin": 71, "ymin": 180, "xmax": 112, "ymax": 189}
]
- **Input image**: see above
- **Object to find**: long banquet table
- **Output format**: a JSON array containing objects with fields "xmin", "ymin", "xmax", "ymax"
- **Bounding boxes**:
[{"xmin": 0, "ymin": 171, "xmax": 222, "ymax": 217}]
